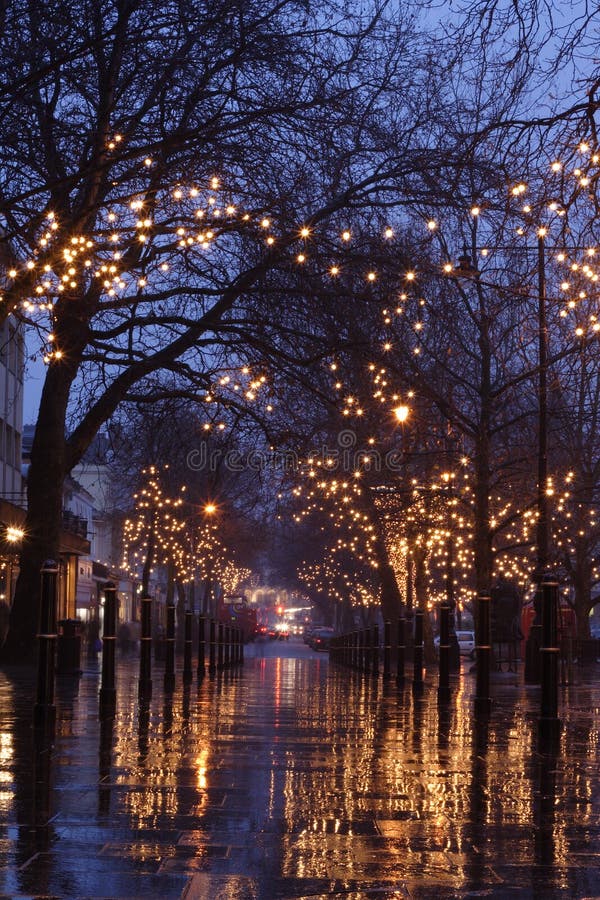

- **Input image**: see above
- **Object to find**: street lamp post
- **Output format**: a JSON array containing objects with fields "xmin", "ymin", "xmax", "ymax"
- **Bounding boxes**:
[
  {"xmin": 525, "ymin": 232, "xmax": 548, "ymax": 683},
  {"xmin": 454, "ymin": 237, "xmax": 550, "ymax": 681},
  {"xmin": 536, "ymin": 231, "xmax": 549, "ymax": 575}
]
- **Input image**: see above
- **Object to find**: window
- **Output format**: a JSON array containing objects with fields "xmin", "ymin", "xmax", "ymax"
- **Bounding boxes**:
[
  {"xmin": 5, "ymin": 425, "xmax": 13, "ymax": 467},
  {"xmin": 7, "ymin": 325, "xmax": 16, "ymax": 374}
]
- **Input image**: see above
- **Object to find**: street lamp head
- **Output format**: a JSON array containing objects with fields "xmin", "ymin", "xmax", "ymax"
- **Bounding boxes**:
[
  {"xmin": 455, "ymin": 245, "xmax": 478, "ymax": 276},
  {"xmin": 6, "ymin": 525, "xmax": 24, "ymax": 543},
  {"xmin": 394, "ymin": 405, "xmax": 410, "ymax": 423}
]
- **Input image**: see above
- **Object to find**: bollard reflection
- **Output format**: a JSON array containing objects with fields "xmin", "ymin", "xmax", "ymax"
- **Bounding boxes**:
[
  {"xmin": 98, "ymin": 713, "xmax": 114, "ymax": 816},
  {"xmin": 163, "ymin": 691, "xmax": 174, "ymax": 738},
  {"xmin": 26, "ymin": 727, "xmax": 55, "ymax": 898},
  {"xmin": 55, "ymin": 673, "xmax": 80, "ymax": 740},
  {"xmin": 535, "ymin": 751, "xmax": 558, "ymax": 869},
  {"xmin": 470, "ymin": 716, "xmax": 490, "ymax": 826},
  {"xmin": 33, "ymin": 726, "xmax": 53, "ymax": 832},
  {"xmin": 411, "ymin": 689, "xmax": 424, "ymax": 757},
  {"xmin": 182, "ymin": 683, "xmax": 191, "ymax": 726},
  {"xmin": 8, "ymin": 646, "xmax": 600, "ymax": 895},
  {"xmin": 138, "ymin": 700, "xmax": 150, "ymax": 762},
  {"xmin": 462, "ymin": 715, "xmax": 490, "ymax": 889},
  {"xmin": 437, "ymin": 702, "xmax": 452, "ymax": 752}
]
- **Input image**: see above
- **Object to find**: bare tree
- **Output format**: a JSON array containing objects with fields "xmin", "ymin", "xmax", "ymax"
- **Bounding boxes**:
[{"xmin": 0, "ymin": 0, "xmax": 443, "ymax": 660}]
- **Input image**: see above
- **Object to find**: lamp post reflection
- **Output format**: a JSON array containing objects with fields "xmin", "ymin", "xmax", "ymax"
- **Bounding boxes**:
[{"xmin": 98, "ymin": 714, "xmax": 114, "ymax": 816}]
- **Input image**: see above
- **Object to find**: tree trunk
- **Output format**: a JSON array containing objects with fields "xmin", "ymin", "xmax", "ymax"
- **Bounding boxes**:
[
  {"xmin": 141, "ymin": 516, "xmax": 156, "ymax": 596},
  {"xmin": 176, "ymin": 578, "xmax": 186, "ymax": 650},
  {"xmin": 201, "ymin": 578, "xmax": 212, "ymax": 616},
  {"xmin": 362, "ymin": 486, "xmax": 404, "ymax": 622},
  {"xmin": 474, "ymin": 289, "xmax": 493, "ymax": 598},
  {"xmin": 572, "ymin": 549, "xmax": 592, "ymax": 640},
  {"xmin": 1, "ymin": 365, "xmax": 72, "ymax": 663},
  {"xmin": 405, "ymin": 556, "xmax": 414, "ymax": 612},
  {"xmin": 473, "ymin": 448, "xmax": 492, "ymax": 598},
  {"xmin": 414, "ymin": 544, "xmax": 435, "ymax": 663}
]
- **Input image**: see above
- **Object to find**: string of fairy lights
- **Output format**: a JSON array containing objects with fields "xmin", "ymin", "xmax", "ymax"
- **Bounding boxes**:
[
  {"xmin": 6, "ymin": 130, "xmax": 600, "ymax": 617},
  {"xmin": 121, "ymin": 465, "xmax": 251, "ymax": 596},
  {"xmin": 284, "ymin": 142, "xmax": 600, "ymax": 616}
]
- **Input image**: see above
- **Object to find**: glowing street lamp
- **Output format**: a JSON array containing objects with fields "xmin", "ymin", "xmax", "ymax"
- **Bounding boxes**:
[{"xmin": 6, "ymin": 525, "xmax": 24, "ymax": 543}]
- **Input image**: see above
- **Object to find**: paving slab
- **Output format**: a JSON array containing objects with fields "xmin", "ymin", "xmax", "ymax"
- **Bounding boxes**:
[{"xmin": 1, "ymin": 642, "xmax": 600, "ymax": 898}]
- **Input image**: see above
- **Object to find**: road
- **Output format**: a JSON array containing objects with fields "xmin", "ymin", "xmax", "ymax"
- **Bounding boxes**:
[{"xmin": 245, "ymin": 635, "xmax": 325, "ymax": 660}]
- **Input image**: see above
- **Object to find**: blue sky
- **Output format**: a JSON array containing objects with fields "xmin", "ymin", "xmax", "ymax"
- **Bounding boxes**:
[{"xmin": 23, "ymin": 353, "xmax": 46, "ymax": 425}]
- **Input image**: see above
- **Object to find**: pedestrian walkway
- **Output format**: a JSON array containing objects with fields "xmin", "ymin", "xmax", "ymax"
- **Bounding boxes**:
[{"xmin": 1, "ymin": 642, "xmax": 600, "ymax": 899}]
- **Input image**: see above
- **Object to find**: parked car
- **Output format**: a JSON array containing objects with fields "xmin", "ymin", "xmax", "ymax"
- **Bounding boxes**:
[
  {"xmin": 434, "ymin": 630, "xmax": 476, "ymax": 658},
  {"xmin": 309, "ymin": 626, "xmax": 335, "ymax": 651},
  {"xmin": 457, "ymin": 630, "xmax": 476, "ymax": 657}
]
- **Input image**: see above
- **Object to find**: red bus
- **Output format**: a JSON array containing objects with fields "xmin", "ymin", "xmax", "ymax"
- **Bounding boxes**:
[{"xmin": 218, "ymin": 595, "xmax": 258, "ymax": 643}]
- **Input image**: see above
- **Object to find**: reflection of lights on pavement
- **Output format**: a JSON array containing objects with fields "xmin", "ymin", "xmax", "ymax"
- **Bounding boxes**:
[{"xmin": 196, "ymin": 748, "xmax": 209, "ymax": 790}]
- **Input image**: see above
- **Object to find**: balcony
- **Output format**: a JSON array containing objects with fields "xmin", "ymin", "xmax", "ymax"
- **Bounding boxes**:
[{"xmin": 61, "ymin": 509, "xmax": 88, "ymax": 539}]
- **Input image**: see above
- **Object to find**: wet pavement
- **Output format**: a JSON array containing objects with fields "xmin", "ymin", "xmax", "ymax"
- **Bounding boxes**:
[{"xmin": 1, "ymin": 640, "xmax": 600, "ymax": 899}]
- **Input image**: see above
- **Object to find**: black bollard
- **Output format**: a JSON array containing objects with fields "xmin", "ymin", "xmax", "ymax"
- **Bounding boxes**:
[
  {"xmin": 475, "ymin": 593, "xmax": 492, "ymax": 718},
  {"xmin": 396, "ymin": 615, "xmax": 405, "ymax": 686},
  {"xmin": 363, "ymin": 627, "xmax": 371, "ymax": 674},
  {"xmin": 138, "ymin": 595, "xmax": 153, "ymax": 701},
  {"xmin": 34, "ymin": 560, "xmax": 59, "ymax": 732},
  {"xmin": 438, "ymin": 603, "xmax": 451, "ymax": 705},
  {"xmin": 164, "ymin": 602, "xmax": 176, "ymax": 692},
  {"xmin": 197, "ymin": 615, "xmax": 206, "ymax": 682},
  {"xmin": 99, "ymin": 582, "xmax": 117, "ymax": 716},
  {"xmin": 183, "ymin": 610, "xmax": 193, "ymax": 684},
  {"xmin": 412, "ymin": 609, "xmax": 424, "ymax": 695},
  {"xmin": 539, "ymin": 576, "xmax": 561, "ymax": 746},
  {"xmin": 383, "ymin": 621, "xmax": 392, "ymax": 679},
  {"xmin": 208, "ymin": 619, "xmax": 216, "ymax": 675}
]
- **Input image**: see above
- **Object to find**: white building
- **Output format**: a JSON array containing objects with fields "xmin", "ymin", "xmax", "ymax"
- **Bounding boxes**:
[
  {"xmin": 0, "ymin": 317, "xmax": 24, "ymax": 503},
  {"xmin": 0, "ymin": 317, "xmax": 25, "ymax": 632},
  {"xmin": 71, "ymin": 432, "xmax": 140, "ymax": 623}
]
